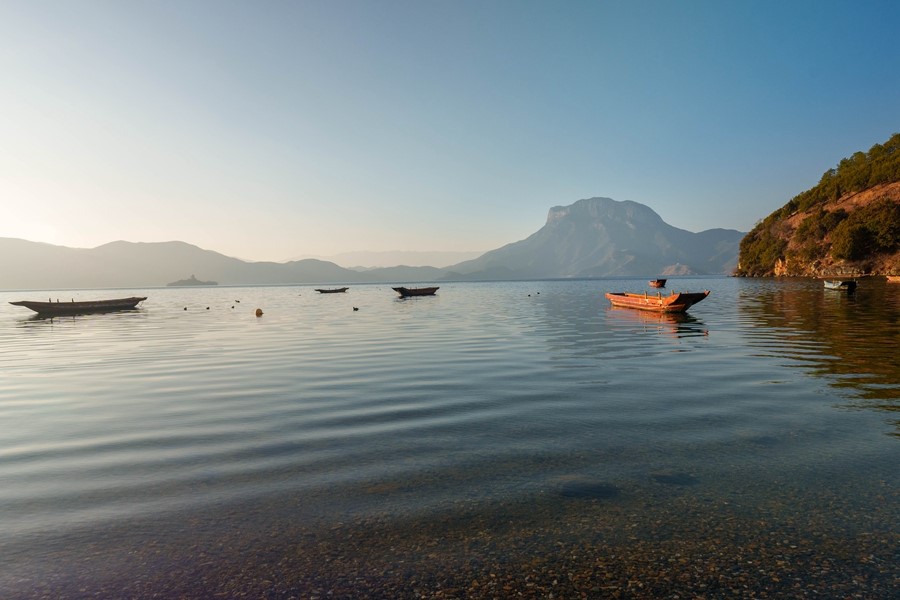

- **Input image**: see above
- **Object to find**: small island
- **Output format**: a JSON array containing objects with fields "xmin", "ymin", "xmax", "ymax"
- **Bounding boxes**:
[{"xmin": 166, "ymin": 274, "xmax": 218, "ymax": 287}]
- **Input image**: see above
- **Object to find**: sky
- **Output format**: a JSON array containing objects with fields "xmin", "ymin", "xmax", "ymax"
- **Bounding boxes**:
[{"xmin": 1, "ymin": 0, "xmax": 898, "ymax": 263}]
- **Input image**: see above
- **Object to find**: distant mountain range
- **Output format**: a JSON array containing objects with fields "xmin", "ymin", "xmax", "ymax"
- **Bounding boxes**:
[{"xmin": 1, "ymin": 197, "xmax": 743, "ymax": 290}]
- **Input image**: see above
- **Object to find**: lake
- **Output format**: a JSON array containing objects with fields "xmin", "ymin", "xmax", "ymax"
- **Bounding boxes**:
[{"xmin": 1, "ymin": 278, "xmax": 898, "ymax": 598}]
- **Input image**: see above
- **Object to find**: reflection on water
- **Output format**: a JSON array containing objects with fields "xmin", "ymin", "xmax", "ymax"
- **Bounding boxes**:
[
  {"xmin": 605, "ymin": 306, "xmax": 708, "ymax": 339},
  {"xmin": 738, "ymin": 278, "xmax": 900, "ymax": 422},
  {"xmin": 0, "ymin": 279, "xmax": 897, "ymax": 598}
]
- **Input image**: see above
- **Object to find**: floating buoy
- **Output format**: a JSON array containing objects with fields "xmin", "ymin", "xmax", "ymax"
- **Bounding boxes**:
[
  {"xmin": 206, "ymin": 307, "xmax": 210, "ymax": 310},
  {"xmin": 255, "ymin": 308, "xmax": 263, "ymax": 317},
  {"xmin": 183, "ymin": 307, "xmax": 187, "ymax": 311}
]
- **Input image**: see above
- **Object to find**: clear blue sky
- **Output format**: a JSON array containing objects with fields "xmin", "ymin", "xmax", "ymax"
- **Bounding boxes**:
[{"xmin": 1, "ymin": 0, "xmax": 898, "ymax": 262}]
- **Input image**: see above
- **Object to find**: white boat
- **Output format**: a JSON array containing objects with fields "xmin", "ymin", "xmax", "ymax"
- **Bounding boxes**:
[{"xmin": 823, "ymin": 279, "xmax": 856, "ymax": 292}]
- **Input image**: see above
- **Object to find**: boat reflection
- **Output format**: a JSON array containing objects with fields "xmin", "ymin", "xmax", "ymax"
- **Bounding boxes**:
[{"xmin": 605, "ymin": 306, "xmax": 708, "ymax": 338}]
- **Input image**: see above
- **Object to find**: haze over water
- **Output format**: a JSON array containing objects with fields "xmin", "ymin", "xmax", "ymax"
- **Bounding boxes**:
[{"xmin": 1, "ymin": 278, "xmax": 898, "ymax": 598}]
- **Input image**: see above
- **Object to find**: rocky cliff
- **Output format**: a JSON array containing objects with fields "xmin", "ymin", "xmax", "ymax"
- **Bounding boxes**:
[
  {"xmin": 736, "ymin": 133, "xmax": 900, "ymax": 277},
  {"xmin": 772, "ymin": 182, "xmax": 900, "ymax": 277}
]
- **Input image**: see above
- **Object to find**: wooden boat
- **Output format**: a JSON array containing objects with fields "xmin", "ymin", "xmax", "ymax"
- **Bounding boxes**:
[
  {"xmin": 605, "ymin": 290, "xmax": 709, "ymax": 313},
  {"xmin": 823, "ymin": 279, "xmax": 856, "ymax": 292},
  {"xmin": 649, "ymin": 279, "xmax": 667, "ymax": 288},
  {"xmin": 886, "ymin": 275, "xmax": 900, "ymax": 283},
  {"xmin": 10, "ymin": 296, "xmax": 147, "ymax": 316},
  {"xmin": 392, "ymin": 286, "xmax": 439, "ymax": 297},
  {"xmin": 315, "ymin": 287, "xmax": 349, "ymax": 293}
]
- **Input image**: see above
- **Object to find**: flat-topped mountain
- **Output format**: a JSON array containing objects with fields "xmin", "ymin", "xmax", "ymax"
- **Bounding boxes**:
[{"xmin": 444, "ymin": 197, "xmax": 743, "ymax": 279}]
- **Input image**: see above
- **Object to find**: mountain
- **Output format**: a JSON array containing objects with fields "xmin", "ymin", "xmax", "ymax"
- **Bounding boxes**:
[
  {"xmin": 443, "ymin": 198, "xmax": 743, "ymax": 279},
  {"xmin": 736, "ymin": 133, "xmax": 900, "ymax": 277},
  {"xmin": 0, "ymin": 239, "xmax": 367, "ymax": 289},
  {"xmin": 1, "ymin": 197, "xmax": 744, "ymax": 290}
]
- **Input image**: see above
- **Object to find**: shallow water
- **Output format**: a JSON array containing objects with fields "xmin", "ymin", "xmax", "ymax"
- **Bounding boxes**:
[{"xmin": 1, "ymin": 278, "xmax": 898, "ymax": 597}]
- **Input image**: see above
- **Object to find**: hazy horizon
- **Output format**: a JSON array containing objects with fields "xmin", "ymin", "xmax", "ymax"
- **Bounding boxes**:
[
  {"xmin": 294, "ymin": 249, "xmax": 486, "ymax": 269},
  {"xmin": 2, "ymin": 1, "xmax": 898, "ymax": 262}
]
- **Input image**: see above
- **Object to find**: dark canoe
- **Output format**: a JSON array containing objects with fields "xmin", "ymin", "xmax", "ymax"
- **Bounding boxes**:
[
  {"xmin": 392, "ymin": 286, "xmax": 439, "ymax": 297},
  {"xmin": 605, "ymin": 290, "xmax": 709, "ymax": 313},
  {"xmin": 9, "ymin": 296, "xmax": 148, "ymax": 316},
  {"xmin": 315, "ymin": 287, "xmax": 349, "ymax": 293},
  {"xmin": 823, "ymin": 279, "xmax": 856, "ymax": 292},
  {"xmin": 649, "ymin": 278, "xmax": 667, "ymax": 288}
]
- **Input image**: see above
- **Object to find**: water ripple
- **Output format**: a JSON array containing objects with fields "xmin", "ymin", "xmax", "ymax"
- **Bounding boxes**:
[{"xmin": 1, "ymin": 279, "xmax": 898, "ymax": 545}]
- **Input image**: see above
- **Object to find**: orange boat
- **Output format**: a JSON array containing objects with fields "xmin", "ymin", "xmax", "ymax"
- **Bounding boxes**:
[{"xmin": 605, "ymin": 290, "xmax": 709, "ymax": 313}]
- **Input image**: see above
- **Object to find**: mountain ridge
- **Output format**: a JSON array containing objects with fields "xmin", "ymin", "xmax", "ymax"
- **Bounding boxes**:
[{"xmin": 1, "ymin": 197, "xmax": 744, "ymax": 290}]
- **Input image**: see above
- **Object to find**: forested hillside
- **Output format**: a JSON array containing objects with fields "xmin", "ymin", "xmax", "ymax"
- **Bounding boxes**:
[{"xmin": 737, "ymin": 133, "xmax": 900, "ymax": 277}]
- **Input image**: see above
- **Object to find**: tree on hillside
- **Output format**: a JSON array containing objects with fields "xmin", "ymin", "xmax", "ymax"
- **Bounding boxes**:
[{"xmin": 736, "ymin": 132, "xmax": 900, "ymax": 276}]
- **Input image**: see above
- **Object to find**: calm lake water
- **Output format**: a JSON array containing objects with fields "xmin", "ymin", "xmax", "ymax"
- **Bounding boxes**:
[{"xmin": 1, "ymin": 278, "xmax": 898, "ymax": 598}]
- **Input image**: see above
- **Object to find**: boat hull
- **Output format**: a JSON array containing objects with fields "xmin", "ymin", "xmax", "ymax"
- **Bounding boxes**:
[
  {"xmin": 315, "ymin": 288, "xmax": 349, "ymax": 293},
  {"xmin": 392, "ymin": 286, "xmax": 439, "ymax": 297},
  {"xmin": 605, "ymin": 291, "xmax": 709, "ymax": 313},
  {"xmin": 10, "ymin": 297, "xmax": 147, "ymax": 316},
  {"xmin": 649, "ymin": 279, "xmax": 667, "ymax": 288},
  {"xmin": 823, "ymin": 280, "xmax": 856, "ymax": 292}
]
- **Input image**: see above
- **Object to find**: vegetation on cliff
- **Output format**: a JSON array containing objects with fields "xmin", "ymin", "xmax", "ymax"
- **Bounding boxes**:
[{"xmin": 736, "ymin": 133, "xmax": 900, "ymax": 276}]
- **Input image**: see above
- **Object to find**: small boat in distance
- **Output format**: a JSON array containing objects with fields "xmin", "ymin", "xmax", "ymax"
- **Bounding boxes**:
[
  {"xmin": 392, "ymin": 286, "xmax": 439, "ymax": 297},
  {"xmin": 886, "ymin": 275, "xmax": 900, "ymax": 283},
  {"xmin": 10, "ymin": 296, "xmax": 148, "ymax": 316},
  {"xmin": 823, "ymin": 279, "xmax": 857, "ymax": 292},
  {"xmin": 649, "ymin": 279, "xmax": 667, "ymax": 288},
  {"xmin": 605, "ymin": 290, "xmax": 709, "ymax": 313},
  {"xmin": 167, "ymin": 274, "xmax": 217, "ymax": 286},
  {"xmin": 315, "ymin": 287, "xmax": 349, "ymax": 293}
]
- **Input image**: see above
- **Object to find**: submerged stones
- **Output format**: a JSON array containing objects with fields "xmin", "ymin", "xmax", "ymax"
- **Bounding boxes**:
[
  {"xmin": 556, "ymin": 471, "xmax": 701, "ymax": 501},
  {"xmin": 559, "ymin": 479, "xmax": 621, "ymax": 500},
  {"xmin": 650, "ymin": 472, "xmax": 700, "ymax": 486}
]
